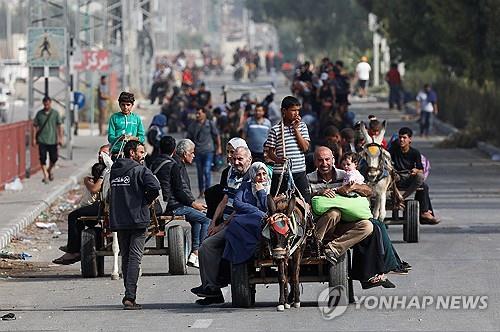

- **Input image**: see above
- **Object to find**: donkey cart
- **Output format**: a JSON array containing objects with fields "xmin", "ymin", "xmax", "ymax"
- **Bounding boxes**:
[
  {"xmin": 78, "ymin": 210, "xmax": 191, "ymax": 278},
  {"xmin": 230, "ymin": 246, "xmax": 353, "ymax": 308},
  {"xmin": 381, "ymin": 189, "xmax": 420, "ymax": 243}
]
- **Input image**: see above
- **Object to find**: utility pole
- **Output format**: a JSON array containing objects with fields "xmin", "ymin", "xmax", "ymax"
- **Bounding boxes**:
[
  {"xmin": 28, "ymin": 0, "xmax": 72, "ymax": 165},
  {"xmin": 368, "ymin": 13, "xmax": 381, "ymax": 87}
]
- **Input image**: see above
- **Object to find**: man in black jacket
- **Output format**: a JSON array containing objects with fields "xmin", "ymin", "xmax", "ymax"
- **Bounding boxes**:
[
  {"xmin": 110, "ymin": 140, "xmax": 160, "ymax": 309},
  {"xmin": 151, "ymin": 137, "xmax": 210, "ymax": 268}
]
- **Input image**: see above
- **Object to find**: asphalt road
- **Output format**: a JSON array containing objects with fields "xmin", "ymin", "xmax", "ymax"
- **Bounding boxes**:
[{"xmin": 1, "ymin": 72, "xmax": 500, "ymax": 331}]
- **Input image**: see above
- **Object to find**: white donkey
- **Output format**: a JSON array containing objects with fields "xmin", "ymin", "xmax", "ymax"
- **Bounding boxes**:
[
  {"xmin": 359, "ymin": 121, "xmax": 394, "ymax": 222},
  {"xmin": 101, "ymin": 151, "xmax": 120, "ymax": 280}
]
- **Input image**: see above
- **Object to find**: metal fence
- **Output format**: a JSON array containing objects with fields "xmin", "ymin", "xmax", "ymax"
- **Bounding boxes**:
[{"xmin": 0, "ymin": 121, "xmax": 40, "ymax": 190}]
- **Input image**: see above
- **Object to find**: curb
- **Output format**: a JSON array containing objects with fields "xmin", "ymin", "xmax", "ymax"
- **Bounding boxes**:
[
  {"xmin": 432, "ymin": 117, "xmax": 459, "ymax": 136},
  {"xmin": 0, "ymin": 159, "xmax": 94, "ymax": 250},
  {"xmin": 403, "ymin": 103, "xmax": 499, "ymax": 159}
]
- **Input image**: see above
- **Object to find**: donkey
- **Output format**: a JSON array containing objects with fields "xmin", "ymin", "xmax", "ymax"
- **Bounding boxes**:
[
  {"xmin": 359, "ymin": 121, "xmax": 397, "ymax": 222},
  {"xmin": 266, "ymin": 193, "xmax": 311, "ymax": 311}
]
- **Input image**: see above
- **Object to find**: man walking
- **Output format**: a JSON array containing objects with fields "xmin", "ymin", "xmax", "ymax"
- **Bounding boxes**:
[
  {"xmin": 416, "ymin": 84, "xmax": 438, "ymax": 137},
  {"xmin": 109, "ymin": 140, "xmax": 160, "ymax": 309},
  {"xmin": 187, "ymin": 108, "xmax": 221, "ymax": 198},
  {"xmin": 385, "ymin": 63, "xmax": 402, "ymax": 110},
  {"xmin": 33, "ymin": 96, "xmax": 63, "ymax": 184},
  {"xmin": 97, "ymin": 75, "xmax": 110, "ymax": 136},
  {"xmin": 355, "ymin": 56, "xmax": 371, "ymax": 98},
  {"xmin": 242, "ymin": 104, "xmax": 272, "ymax": 162}
]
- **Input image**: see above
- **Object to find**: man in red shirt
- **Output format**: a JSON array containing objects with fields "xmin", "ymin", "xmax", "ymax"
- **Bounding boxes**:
[{"xmin": 385, "ymin": 63, "xmax": 402, "ymax": 110}]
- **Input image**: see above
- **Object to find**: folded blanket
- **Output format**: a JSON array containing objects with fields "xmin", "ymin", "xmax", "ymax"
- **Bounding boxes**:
[{"xmin": 311, "ymin": 195, "xmax": 373, "ymax": 222}]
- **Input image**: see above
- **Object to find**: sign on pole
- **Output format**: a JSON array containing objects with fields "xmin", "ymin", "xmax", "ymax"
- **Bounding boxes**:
[
  {"xmin": 73, "ymin": 50, "xmax": 110, "ymax": 72},
  {"xmin": 27, "ymin": 27, "xmax": 67, "ymax": 67}
]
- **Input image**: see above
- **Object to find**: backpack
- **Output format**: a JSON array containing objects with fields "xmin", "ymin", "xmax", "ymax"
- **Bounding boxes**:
[
  {"xmin": 421, "ymin": 154, "xmax": 431, "ymax": 180},
  {"xmin": 152, "ymin": 159, "xmax": 172, "ymax": 214}
]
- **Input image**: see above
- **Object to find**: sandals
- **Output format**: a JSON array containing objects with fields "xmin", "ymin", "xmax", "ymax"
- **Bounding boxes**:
[
  {"xmin": 122, "ymin": 298, "xmax": 142, "ymax": 310},
  {"xmin": 361, "ymin": 274, "xmax": 396, "ymax": 289},
  {"xmin": 323, "ymin": 243, "xmax": 339, "ymax": 265},
  {"xmin": 52, "ymin": 254, "xmax": 80, "ymax": 265}
]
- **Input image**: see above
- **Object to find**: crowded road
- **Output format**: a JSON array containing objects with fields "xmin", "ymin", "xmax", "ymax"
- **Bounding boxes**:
[{"xmin": 1, "ymin": 73, "xmax": 500, "ymax": 331}]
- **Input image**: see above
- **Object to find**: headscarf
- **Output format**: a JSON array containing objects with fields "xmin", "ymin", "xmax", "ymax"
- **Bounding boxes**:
[
  {"xmin": 248, "ymin": 162, "xmax": 271, "ymax": 197},
  {"xmin": 227, "ymin": 137, "xmax": 248, "ymax": 149}
]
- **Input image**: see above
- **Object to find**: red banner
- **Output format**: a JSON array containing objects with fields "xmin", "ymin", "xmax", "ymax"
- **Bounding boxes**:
[{"xmin": 74, "ymin": 50, "xmax": 110, "ymax": 72}]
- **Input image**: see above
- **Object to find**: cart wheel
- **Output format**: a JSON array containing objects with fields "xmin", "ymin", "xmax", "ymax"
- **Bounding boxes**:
[
  {"xmin": 231, "ymin": 262, "xmax": 255, "ymax": 308},
  {"xmin": 81, "ymin": 228, "xmax": 104, "ymax": 278},
  {"xmin": 168, "ymin": 226, "xmax": 187, "ymax": 275},
  {"xmin": 328, "ymin": 253, "xmax": 349, "ymax": 290},
  {"xmin": 403, "ymin": 200, "xmax": 420, "ymax": 243}
]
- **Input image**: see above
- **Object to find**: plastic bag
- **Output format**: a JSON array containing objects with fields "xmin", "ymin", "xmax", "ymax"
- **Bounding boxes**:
[{"xmin": 4, "ymin": 177, "xmax": 23, "ymax": 191}]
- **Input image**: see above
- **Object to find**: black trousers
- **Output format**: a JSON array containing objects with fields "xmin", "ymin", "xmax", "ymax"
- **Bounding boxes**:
[
  {"xmin": 118, "ymin": 229, "xmax": 146, "ymax": 301},
  {"xmin": 67, "ymin": 202, "xmax": 100, "ymax": 253},
  {"xmin": 398, "ymin": 173, "xmax": 433, "ymax": 213},
  {"xmin": 270, "ymin": 171, "xmax": 311, "ymax": 203}
]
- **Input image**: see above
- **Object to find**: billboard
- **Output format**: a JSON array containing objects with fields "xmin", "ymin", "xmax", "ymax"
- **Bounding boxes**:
[
  {"xmin": 27, "ymin": 27, "xmax": 67, "ymax": 67},
  {"xmin": 74, "ymin": 50, "xmax": 110, "ymax": 72}
]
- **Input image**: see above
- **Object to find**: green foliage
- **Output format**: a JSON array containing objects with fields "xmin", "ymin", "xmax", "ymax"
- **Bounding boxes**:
[
  {"xmin": 433, "ymin": 78, "xmax": 500, "ymax": 146},
  {"xmin": 361, "ymin": 0, "xmax": 500, "ymax": 86},
  {"xmin": 246, "ymin": 0, "xmax": 372, "ymax": 60}
]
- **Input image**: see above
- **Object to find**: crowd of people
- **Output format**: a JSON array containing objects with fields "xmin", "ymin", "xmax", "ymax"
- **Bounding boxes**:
[{"xmin": 44, "ymin": 52, "xmax": 444, "ymax": 309}]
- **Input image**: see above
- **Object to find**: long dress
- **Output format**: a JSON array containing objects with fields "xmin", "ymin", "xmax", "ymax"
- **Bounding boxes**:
[{"xmin": 223, "ymin": 182, "xmax": 267, "ymax": 264}]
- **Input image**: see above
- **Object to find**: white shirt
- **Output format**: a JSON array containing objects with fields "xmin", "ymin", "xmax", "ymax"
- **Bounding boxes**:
[
  {"xmin": 416, "ymin": 91, "xmax": 434, "ymax": 112},
  {"xmin": 356, "ymin": 62, "xmax": 372, "ymax": 80}
]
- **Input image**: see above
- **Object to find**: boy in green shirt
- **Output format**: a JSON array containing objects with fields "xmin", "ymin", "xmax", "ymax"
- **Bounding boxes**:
[{"xmin": 107, "ymin": 92, "xmax": 145, "ymax": 155}]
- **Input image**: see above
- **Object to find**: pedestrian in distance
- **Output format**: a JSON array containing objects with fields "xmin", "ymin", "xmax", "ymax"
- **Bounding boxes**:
[
  {"xmin": 97, "ymin": 75, "xmax": 110, "ymax": 136},
  {"xmin": 186, "ymin": 108, "xmax": 222, "ymax": 198},
  {"xmin": 242, "ymin": 103, "xmax": 272, "ymax": 162},
  {"xmin": 355, "ymin": 56, "xmax": 371, "ymax": 98},
  {"xmin": 385, "ymin": 63, "xmax": 402, "ymax": 110},
  {"xmin": 32, "ymin": 96, "xmax": 63, "ymax": 184},
  {"xmin": 109, "ymin": 140, "xmax": 160, "ymax": 310},
  {"xmin": 416, "ymin": 84, "xmax": 438, "ymax": 138}
]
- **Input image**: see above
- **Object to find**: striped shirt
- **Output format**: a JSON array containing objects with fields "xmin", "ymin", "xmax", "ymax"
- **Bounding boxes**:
[
  {"xmin": 266, "ymin": 121, "xmax": 310, "ymax": 174},
  {"xmin": 307, "ymin": 169, "xmax": 347, "ymax": 196}
]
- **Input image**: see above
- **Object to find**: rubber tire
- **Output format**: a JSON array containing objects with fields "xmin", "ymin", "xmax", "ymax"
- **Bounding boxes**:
[
  {"xmin": 328, "ymin": 253, "xmax": 349, "ymax": 290},
  {"xmin": 168, "ymin": 226, "xmax": 187, "ymax": 275},
  {"xmin": 403, "ymin": 200, "xmax": 420, "ymax": 243},
  {"xmin": 231, "ymin": 262, "xmax": 255, "ymax": 308},
  {"xmin": 328, "ymin": 253, "xmax": 349, "ymax": 305},
  {"xmin": 81, "ymin": 228, "xmax": 104, "ymax": 278},
  {"xmin": 95, "ymin": 228, "xmax": 104, "ymax": 277}
]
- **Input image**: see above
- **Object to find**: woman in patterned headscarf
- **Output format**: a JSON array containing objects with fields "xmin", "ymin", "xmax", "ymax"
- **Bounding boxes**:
[{"xmin": 223, "ymin": 162, "xmax": 271, "ymax": 264}]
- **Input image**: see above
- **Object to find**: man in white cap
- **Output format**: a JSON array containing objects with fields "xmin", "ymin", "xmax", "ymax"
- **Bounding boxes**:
[{"xmin": 356, "ymin": 56, "xmax": 371, "ymax": 98}]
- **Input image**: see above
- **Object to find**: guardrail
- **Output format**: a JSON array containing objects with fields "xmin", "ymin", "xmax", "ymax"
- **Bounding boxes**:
[{"xmin": 0, "ymin": 121, "xmax": 40, "ymax": 190}]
